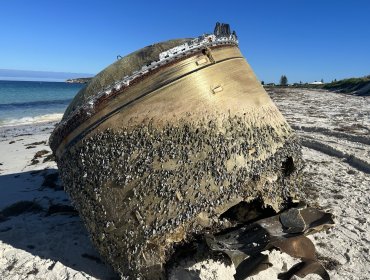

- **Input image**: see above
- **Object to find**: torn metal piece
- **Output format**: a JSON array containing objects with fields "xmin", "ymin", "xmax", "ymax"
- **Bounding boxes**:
[
  {"xmin": 280, "ymin": 207, "xmax": 334, "ymax": 234},
  {"xmin": 279, "ymin": 208, "xmax": 306, "ymax": 233},
  {"xmin": 234, "ymin": 253, "xmax": 272, "ymax": 280},
  {"xmin": 271, "ymin": 235, "xmax": 316, "ymax": 260},
  {"xmin": 206, "ymin": 224, "xmax": 269, "ymax": 256},
  {"xmin": 299, "ymin": 207, "xmax": 335, "ymax": 234},
  {"xmin": 206, "ymin": 206, "xmax": 334, "ymax": 279},
  {"xmin": 273, "ymin": 235, "xmax": 330, "ymax": 280},
  {"xmin": 278, "ymin": 261, "xmax": 330, "ymax": 280}
]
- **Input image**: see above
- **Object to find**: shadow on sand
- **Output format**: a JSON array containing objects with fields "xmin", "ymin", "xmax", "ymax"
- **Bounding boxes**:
[{"xmin": 0, "ymin": 169, "xmax": 119, "ymax": 280}]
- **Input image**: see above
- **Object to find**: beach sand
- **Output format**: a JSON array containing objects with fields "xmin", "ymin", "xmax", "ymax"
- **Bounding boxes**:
[
  {"xmin": 0, "ymin": 88, "xmax": 369, "ymax": 279},
  {"xmin": 0, "ymin": 122, "xmax": 119, "ymax": 280}
]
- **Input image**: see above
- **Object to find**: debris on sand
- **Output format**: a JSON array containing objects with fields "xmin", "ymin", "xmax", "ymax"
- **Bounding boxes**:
[
  {"xmin": 26, "ymin": 145, "xmax": 36, "ymax": 149},
  {"xmin": 206, "ymin": 206, "xmax": 334, "ymax": 279},
  {"xmin": 30, "ymin": 149, "xmax": 50, "ymax": 165},
  {"xmin": 43, "ymin": 154, "xmax": 55, "ymax": 163},
  {"xmin": 26, "ymin": 141, "xmax": 47, "ymax": 146},
  {"xmin": 34, "ymin": 150, "xmax": 49, "ymax": 158}
]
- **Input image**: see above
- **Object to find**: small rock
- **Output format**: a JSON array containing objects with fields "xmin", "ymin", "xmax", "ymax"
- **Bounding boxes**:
[{"xmin": 347, "ymin": 169, "xmax": 356, "ymax": 175}]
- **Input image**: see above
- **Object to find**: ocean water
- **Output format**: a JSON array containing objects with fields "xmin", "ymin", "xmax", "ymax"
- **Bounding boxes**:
[{"xmin": 0, "ymin": 80, "xmax": 84, "ymax": 126}]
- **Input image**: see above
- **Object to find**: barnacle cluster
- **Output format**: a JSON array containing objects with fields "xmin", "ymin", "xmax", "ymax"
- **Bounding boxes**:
[{"xmin": 58, "ymin": 113, "xmax": 303, "ymax": 278}]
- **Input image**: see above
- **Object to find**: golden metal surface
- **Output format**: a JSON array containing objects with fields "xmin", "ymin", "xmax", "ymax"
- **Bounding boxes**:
[{"xmin": 56, "ymin": 46, "xmax": 286, "ymax": 157}]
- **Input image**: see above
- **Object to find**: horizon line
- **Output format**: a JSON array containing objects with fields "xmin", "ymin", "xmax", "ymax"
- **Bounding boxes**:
[
  {"xmin": 0, "ymin": 68, "xmax": 94, "ymax": 76},
  {"xmin": 0, "ymin": 77, "xmax": 89, "ymax": 83}
]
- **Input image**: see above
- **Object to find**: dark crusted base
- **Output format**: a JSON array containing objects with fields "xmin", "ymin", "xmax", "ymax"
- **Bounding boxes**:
[{"xmin": 57, "ymin": 115, "xmax": 303, "ymax": 279}]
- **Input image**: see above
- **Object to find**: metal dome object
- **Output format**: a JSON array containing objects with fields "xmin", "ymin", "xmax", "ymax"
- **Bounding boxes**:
[{"xmin": 50, "ymin": 23, "xmax": 304, "ymax": 279}]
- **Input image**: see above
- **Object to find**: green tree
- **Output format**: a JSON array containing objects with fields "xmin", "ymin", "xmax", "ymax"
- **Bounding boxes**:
[
  {"xmin": 280, "ymin": 75, "xmax": 288, "ymax": 86},
  {"xmin": 261, "ymin": 81, "xmax": 265, "ymax": 85}
]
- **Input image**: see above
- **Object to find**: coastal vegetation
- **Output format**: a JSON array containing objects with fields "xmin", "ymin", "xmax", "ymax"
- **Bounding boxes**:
[
  {"xmin": 266, "ymin": 75, "xmax": 370, "ymax": 96},
  {"xmin": 322, "ymin": 76, "xmax": 370, "ymax": 95},
  {"xmin": 280, "ymin": 75, "xmax": 288, "ymax": 86}
]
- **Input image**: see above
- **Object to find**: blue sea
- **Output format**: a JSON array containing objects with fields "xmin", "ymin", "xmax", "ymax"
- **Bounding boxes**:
[{"xmin": 0, "ymin": 80, "xmax": 84, "ymax": 126}]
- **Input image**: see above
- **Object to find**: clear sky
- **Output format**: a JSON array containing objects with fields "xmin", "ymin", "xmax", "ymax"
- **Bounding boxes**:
[{"xmin": 1, "ymin": 0, "xmax": 369, "ymax": 83}]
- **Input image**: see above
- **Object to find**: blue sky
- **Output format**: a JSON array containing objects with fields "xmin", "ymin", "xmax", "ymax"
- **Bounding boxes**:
[{"xmin": 0, "ymin": 0, "xmax": 369, "ymax": 83}]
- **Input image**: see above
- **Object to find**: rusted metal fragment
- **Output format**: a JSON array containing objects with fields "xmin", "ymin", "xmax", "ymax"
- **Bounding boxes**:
[
  {"xmin": 234, "ymin": 253, "xmax": 272, "ymax": 280},
  {"xmin": 206, "ymin": 206, "xmax": 334, "ymax": 279},
  {"xmin": 278, "ymin": 261, "xmax": 330, "ymax": 280}
]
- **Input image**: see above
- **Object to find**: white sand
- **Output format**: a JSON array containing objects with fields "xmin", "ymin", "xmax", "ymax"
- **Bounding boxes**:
[
  {"xmin": 0, "ymin": 89, "xmax": 369, "ymax": 279},
  {"xmin": 0, "ymin": 122, "xmax": 118, "ymax": 280}
]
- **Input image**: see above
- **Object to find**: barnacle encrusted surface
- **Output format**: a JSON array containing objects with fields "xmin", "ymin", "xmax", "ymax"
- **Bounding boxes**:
[{"xmin": 58, "ymin": 112, "xmax": 303, "ymax": 278}]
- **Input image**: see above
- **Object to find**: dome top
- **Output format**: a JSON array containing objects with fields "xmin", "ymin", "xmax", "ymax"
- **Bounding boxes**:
[{"xmin": 64, "ymin": 39, "xmax": 190, "ymax": 119}]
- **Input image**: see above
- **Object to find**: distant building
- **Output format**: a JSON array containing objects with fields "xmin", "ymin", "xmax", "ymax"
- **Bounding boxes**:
[{"xmin": 310, "ymin": 81, "xmax": 324, "ymax": 85}]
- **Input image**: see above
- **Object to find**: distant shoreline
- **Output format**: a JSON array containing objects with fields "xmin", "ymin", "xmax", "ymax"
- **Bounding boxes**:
[
  {"xmin": 265, "ymin": 75, "xmax": 370, "ymax": 96},
  {"xmin": 0, "ymin": 78, "xmax": 70, "ymax": 83},
  {"xmin": 0, "ymin": 78, "xmax": 92, "ymax": 84},
  {"xmin": 65, "ymin": 77, "xmax": 92, "ymax": 84},
  {"xmin": 0, "ymin": 69, "xmax": 94, "ymax": 83}
]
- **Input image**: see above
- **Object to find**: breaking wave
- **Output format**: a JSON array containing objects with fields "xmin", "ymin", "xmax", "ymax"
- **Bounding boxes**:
[{"xmin": 0, "ymin": 113, "xmax": 63, "ymax": 127}]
